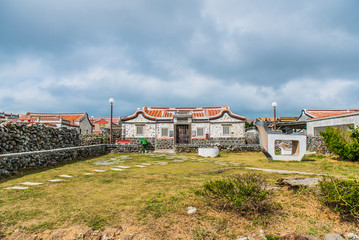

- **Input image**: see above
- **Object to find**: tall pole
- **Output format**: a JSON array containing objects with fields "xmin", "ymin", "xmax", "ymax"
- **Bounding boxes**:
[
  {"xmin": 109, "ymin": 98, "xmax": 115, "ymax": 144},
  {"xmin": 110, "ymin": 102, "xmax": 113, "ymax": 144},
  {"xmin": 272, "ymin": 102, "xmax": 277, "ymax": 131},
  {"xmin": 273, "ymin": 106, "xmax": 276, "ymax": 131}
]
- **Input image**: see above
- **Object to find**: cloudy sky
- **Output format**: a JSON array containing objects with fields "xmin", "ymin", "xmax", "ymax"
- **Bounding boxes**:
[{"xmin": 1, "ymin": 0, "xmax": 359, "ymax": 119}]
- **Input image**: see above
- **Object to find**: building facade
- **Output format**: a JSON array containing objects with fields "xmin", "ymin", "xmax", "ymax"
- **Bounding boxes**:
[
  {"xmin": 121, "ymin": 106, "xmax": 246, "ymax": 151},
  {"xmin": 21, "ymin": 112, "xmax": 92, "ymax": 134},
  {"xmin": 297, "ymin": 109, "xmax": 359, "ymax": 136}
]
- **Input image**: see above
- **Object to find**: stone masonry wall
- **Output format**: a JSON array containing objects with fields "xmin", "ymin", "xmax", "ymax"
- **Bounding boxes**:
[
  {"xmin": 210, "ymin": 137, "xmax": 246, "ymax": 145},
  {"xmin": 176, "ymin": 144, "xmax": 261, "ymax": 153},
  {"xmin": 0, "ymin": 145, "xmax": 107, "ymax": 177},
  {"xmin": 0, "ymin": 121, "xmax": 80, "ymax": 154},
  {"xmin": 307, "ymin": 136, "xmax": 331, "ymax": 155},
  {"xmin": 156, "ymin": 139, "xmax": 173, "ymax": 149},
  {"xmin": 123, "ymin": 137, "xmax": 155, "ymax": 151}
]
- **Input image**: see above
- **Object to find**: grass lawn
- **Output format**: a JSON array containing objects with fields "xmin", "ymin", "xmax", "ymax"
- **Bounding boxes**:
[{"xmin": 0, "ymin": 152, "xmax": 358, "ymax": 239}]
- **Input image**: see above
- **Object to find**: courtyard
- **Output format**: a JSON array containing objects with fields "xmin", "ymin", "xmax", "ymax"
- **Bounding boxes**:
[{"xmin": 1, "ymin": 152, "xmax": 359, "ymax": 239}]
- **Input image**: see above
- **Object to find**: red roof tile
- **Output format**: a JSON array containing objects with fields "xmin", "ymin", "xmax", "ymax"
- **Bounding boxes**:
[
  {"xmin": 305, "ymin": 109, "xmax": 359, "ymax": 120},
  {"xmin": 122, "ymin": 106, "xmax": 245, "ymax": 121}
]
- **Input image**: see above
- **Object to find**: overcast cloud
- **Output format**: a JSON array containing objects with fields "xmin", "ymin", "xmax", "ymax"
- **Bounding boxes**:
[{"xmin": 1, "ymin": 0, "xmax": 359, "ymax": 118}]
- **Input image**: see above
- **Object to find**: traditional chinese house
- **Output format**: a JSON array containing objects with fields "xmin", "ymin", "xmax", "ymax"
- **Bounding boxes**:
[{"xmin": 121, "ymin": 106, "xmax": 246, "ymax": 151}]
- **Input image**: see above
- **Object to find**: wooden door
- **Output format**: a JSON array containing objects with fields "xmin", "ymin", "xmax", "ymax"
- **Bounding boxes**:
[{"xmin": 176, "ymin": 125, "xmax": 190, "ymax": 144}]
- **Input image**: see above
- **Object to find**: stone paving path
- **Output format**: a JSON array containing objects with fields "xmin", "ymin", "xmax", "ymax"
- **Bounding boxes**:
[
  {"xmin": 21, "ymin": 182, "xmax": 43, "ymax": 186},
  {"xmin": 245, "ymin": 167, "xmax": 323, "ymax": 176},
  {"xmin": 4, "ymin": 153, "xmax": 331, "ymax": 191}
]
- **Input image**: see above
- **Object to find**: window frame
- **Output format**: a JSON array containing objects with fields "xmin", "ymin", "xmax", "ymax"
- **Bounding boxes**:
[
  {"xmin": 223, "ymin": 126, "xmax": 230, "ymax": 135},
  {"xmin": 161, "ymin": 127, "xmax": 169, "ymax": 137},
  {"xmin": 136, "ymin": 125, "xmax": 144, "ymax": 136},
  {"xmin": 197, "ymin": 127, "xmax": 204, "ymax": 137}
]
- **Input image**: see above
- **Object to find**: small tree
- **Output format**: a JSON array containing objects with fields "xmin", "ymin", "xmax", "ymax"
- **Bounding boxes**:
[{"xmin": 320, "ymin": 126, "xmax": 359, "ymax": 161}]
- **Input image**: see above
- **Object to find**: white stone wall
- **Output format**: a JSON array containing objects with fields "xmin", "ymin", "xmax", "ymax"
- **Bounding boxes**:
[
  {"xmin": 306, "ymin": 114, "xmax": 359, "ymax": 136},
  {"xmin": 124, "ymin": 114, "xmax": 154, "ymax": 123},
  {"xmin": 191, "ymin": 123, "xmax": 209, "ymax": 138},
  {"xmin": 209, "ymin": 113, "xmax": 245, "ymax": 138},
  {"xmin": 156, "ymin": 123, "xmax": 174, "ymax": 139},
  {"xmin": 123, "ymin": 123, "xmax": 156, "ymax": 138}
]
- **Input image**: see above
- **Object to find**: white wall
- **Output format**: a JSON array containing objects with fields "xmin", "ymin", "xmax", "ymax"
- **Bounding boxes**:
[
  {"xmin": 307, "ymin": 114, "xmax": 359, "ymax": 136},
  {"xmin": 209, "ymin": 113, "xmax": 245, "ymax": 138},
  {"xmin": 191, "ymin": 123, "xmax": 210, "ymax": 138},
  {"xmin": 156, "ymin": 123, "xmax": 174, "ymax": 139}
]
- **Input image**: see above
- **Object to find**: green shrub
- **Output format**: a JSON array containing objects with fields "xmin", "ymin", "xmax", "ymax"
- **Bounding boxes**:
[
  {"xmin": 318, "ymin": 177, "xmax": 359, "ymax": 222},
  {"xmin": 320, "ymin": 127, "xmax": 359, "ymax": 161},
  {"xmin": 200, "ymin": 172, "xmax": 274, "ymax": 214}
]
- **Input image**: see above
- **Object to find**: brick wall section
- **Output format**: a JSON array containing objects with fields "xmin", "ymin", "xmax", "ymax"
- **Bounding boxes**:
[{"xmin": 0, "ymin": 145, "xmax": 107, "ymax": 177}]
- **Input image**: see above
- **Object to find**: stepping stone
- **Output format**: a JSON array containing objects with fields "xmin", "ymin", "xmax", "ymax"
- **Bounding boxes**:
[
  {"xmin": 93, "ymin": 170, "xmax": 106, "ymax": 172},
  {"xmin": 59, "ymin": 175, "xmax": 73, "ymax": 178},
  {"xmin": 229, "ymin": 162, "xmax": 240, "ymax": 166},
  {"xmin": 141, "ymin": 163, "xmax": 151, "ymax": 166},
  {"xmin": 171, "ymin": 160, "xmax": 184, "ymax": 163},
  {"xmin": 48, "ymin": 179, "xmax": 63, "ymax": 182},
  {"xmin": 116, "ymin": 166, "xmax": 131, "ymax": 169},
  {"xmin": 111, "ymin": 168, "xmax": 124, "ymax": 171},
  {"xmin": 6, "ymin": 186, "xmax": 29, "ymax": 190},
  {"xmin": 135, "ymin": 165, "xmax": 146, "ymax": 168},
  {"xmin": 155, "ymin": 162, "xmax": 168, "ymax": 165},
  {"xmin": 84, "ymin": 173, "xmax": 94, "ymax": 175},
  {"xmin": 21, "ymin": 182, "xmax": 43, "ymax": 186}
]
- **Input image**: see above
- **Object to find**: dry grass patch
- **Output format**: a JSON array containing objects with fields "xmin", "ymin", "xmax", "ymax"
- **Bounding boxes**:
[{"xmin": 0, "ymin": 152, "xmax": 358, "ymax": 239}]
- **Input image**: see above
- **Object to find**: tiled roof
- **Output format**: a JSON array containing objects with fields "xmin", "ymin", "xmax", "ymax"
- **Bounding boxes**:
[
  {"xmin": 91, "ymin": 117, "xmax": 120, "ymax": 124},
  {"xmin": 95, "ymin": 119, "xmax": 108, "ymax": 124},
  {"xmin": 22, "ymin": 112, "xmax": 88, "ymax": 122},
  {"xmin": 304, "ymin": 109, "xmax": 359, "ymax": 120},
  {"xmin": 122, "ymin": 106, "xmax": 245, "ymax": 121}
]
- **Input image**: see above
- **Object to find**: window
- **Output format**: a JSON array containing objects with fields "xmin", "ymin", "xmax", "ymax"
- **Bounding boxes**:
[
  {"xmin": 161, "ymin": 128, "xmax": 168, "ymax": 137},
  {"xmin": 136, "ymin": 126, "xmax": 143, "ymax": 135},
  {"xmin": 197, "ymin": 127, "xmax": 204, "ymax": 137},
  {"xmin": 223, "ymin": 126, "xmax": 230, "ymax": 135}
]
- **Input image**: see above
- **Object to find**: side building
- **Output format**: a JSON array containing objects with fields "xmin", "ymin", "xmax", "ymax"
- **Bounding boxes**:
[
  {"xmin": 121, "ymin": 106, "xmax": 246, "ymax": 151},
  {"xmin": 21, "ymin": 112, "xmax": 93, "ymax": 134},
  {"xmin": 297, "ymin": 109, "xmax": 359, "ymax": 136}
]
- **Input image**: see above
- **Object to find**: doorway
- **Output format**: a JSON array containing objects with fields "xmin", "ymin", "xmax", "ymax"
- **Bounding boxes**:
[{"xmin": 176, "ymin": 125, "xmax": 190, "ymax": 144}]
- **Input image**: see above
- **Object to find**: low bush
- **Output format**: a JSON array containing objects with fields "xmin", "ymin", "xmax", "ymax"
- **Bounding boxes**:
[
  {"xmin": 199, "ymin": 172, "xmax": 274, "ymax": 214},
  {"xmin": 320, "ymin": 126, "xmax": 359, "ymax": 161},
  {"xmin": 318, "ymin": 177, "xmax": 359, "ymax": 222}
]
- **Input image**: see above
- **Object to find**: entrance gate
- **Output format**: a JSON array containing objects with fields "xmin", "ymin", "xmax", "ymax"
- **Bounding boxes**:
[{"xmin": 176, "ymin": 125, "xmax": 190, "ymax": 144}]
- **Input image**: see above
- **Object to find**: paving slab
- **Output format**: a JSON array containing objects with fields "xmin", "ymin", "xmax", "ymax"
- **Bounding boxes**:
[
  {"xmin": 6, "ymin": 186, "xmax": 29, "ymax": 190},
  {"xmin": 245, "ymin": 167, "xmax": 322, "ymax": 176},
  {"xmin": 116, "ymin": 166, "xmax": 131, "ymax": 169},
  {"xmin": 140, "ymin": 163, "xmax": 151, "ymax": 166},
  {"xmin": 93, "ymin": 170, "xmax": 106, "ymax": 172},
  {"xmin": 59, "ymin": 175, "xmax": 73, "ymax": 178},
  {"xmin": 171, "ymin": 160, "xmax": 184, "ymax": 163},
  {"xmin": 155, "ymin": 162, "xmax": 168, "ymax": 165},
  {"xmin": 21, "ymin": 182, "xmax": 43, "ymax": 186},
  {"xmin": 48, "ymin": 179, "xmax": 63, "ymax": 182},
  {"xmin": 84, "ymin": 173, "xmax": 94, "ymax": 175},
  {"xmin": 111, "ymin": 168, "xmax": 124, "ymax": 171},
  {"xmin": 135, "ymin": 165, "xmax": 146, "ymax": 168}
]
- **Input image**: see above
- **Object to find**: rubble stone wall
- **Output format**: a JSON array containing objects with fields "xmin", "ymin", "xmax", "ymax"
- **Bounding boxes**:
[
  {"xmin": 155, "ymin": 139, "xmax": 173, "ymax": 149},
  {"xmin": 175, "ymin": 144, "xmax": 261, "ymax": 153},
  {"xmin": 0, "ymin": 145, "xmax": 107, "ymax": 177},
  {"xmin": 0, "ymin": 121, "xmax": 80, "ymax": 154},
  {"xmin": 307, "ymin": 136, "xmax": 331, "ymax": 154}
]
